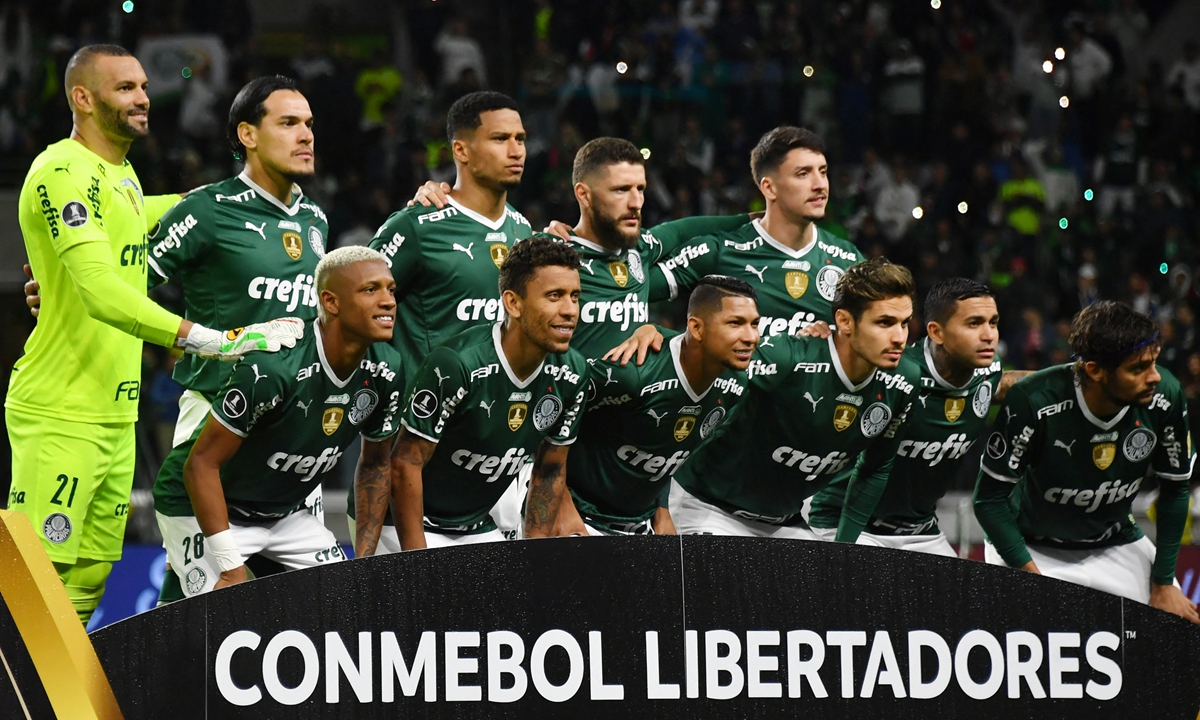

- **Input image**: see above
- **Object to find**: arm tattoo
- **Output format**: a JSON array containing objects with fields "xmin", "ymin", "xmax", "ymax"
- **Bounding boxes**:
[
  {"xmin": 996, "ymin": 371, "xmax": 1033, "ymax": 403},
  {"xmin": 354, "ymin": 450, "xmax": 391, "ymax": 556},
  {"xmin": 394, "ymin": 430, "xmax": 437, "ymax": 467},
  {"xmin": 526, "ymin": 457, "xmax": 566, "ymax": 534}
]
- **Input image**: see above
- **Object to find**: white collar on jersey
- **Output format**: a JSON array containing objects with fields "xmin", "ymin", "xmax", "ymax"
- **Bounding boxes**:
[
  {"xmin": 923, "ymin": 337, "xmax": 973, "ymax": 392},
  {"xmin": 237, "ymin": 170, "xmax": 304, "ymax": 216},
  {"xmin": 446, "ymin": 195, "xmax": 508, "ymax": 231},
  {"xmin": 313, "ymin": 319, "xmax": 355, "ymax": 388},
  {"xmin": 1073, "ymin": 376, "xmax": 1130, "ymax": 430},
  {"xmin": 828, "ymin": 333, "xmax": 875, "ymax": 393},
  {"xmin": 752, "ymin": 217, "xmax": 818, "ymax": 259},
  {"xmin": 569, "ymin": 235, "xmax": 621, "ymax": 257},
  {"xmin": 493, "ymin": 321, "xmax": 543, "ymax": 388},
  {"xmin": 669, "ymin": 333, "xmax": 710, "ymax": 402}
]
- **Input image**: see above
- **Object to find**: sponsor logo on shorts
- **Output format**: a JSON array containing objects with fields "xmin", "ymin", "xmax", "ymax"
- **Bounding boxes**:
[
  {"xmin": 222, "ymin": 389, "xmax": 248, "ymax": 418},
  {"xmin": 43, "ymin": 513, "xmax": 72, "ymax": 544},
  {"xmin": 185, "ymin": 566, "xmax": 207, "ymax": 595},
  {"xmin": 61, "ymin": 200, "xmax": 89, "ymax": 228}
]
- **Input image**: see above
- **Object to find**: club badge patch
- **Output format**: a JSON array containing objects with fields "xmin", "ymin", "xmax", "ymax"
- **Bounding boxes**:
[
  {"xmin": 322, "ymin": 407, "xmax": 344, "ymax": 435},
  {"xmin": 986, "ymin": 432, "xmax": 1007, "ymax": 459},
  {"xmin": 700, "ymin": 406, "xmax": 726, "ymax": 439},
  {"xmin": 61, "ymin": 201, "xmax": 89, "ymax": 228},
  {"xmin": 308, "ymin": 226, "xmax": 325, "ymax": 257},
  {"xmin": 222, "ymin": 389, "xmax": 247, "ymax": 418},
  {"xmin": 973, "ymin": 382, "xmax": 993, "ymax": 418},
  {"xmin": 282, "ymin": 231, "xmax": 303, "ymax": 260},
  {"xmin": 833, "ymin": 404, "xmax": 858, "ymax": 432},
  {"xmin": 185, "ymin": 566, "xmax": 207, "ymax": 595},
  {"xmin": 945, "ymin": 397, "xmax": 965, "ymax": 422},
  {"xmin": 674, "ymin": 416, "xmax": 695, "ymax": 442},
  {"xmin": 348, "ymin": 389, "xmax": 378, "ymax": 425},
  {"xmin": 1122, "ymin": 428, "xmax": 1156, "ymax": 463},
  {"xmin": 1093, "ymin": 442, "xmax": 1116, "ymax": 470},
  {"xmin": 410, "ymin": 389, "xmax": 438, "ymax": 419},
  {"xmin": 533, "ymin": 395, "xmax": 562, "ymax": 431},
  {"xmin": 816, "ymin": 265, "xmax": 844, "ymax": 301},
  {"xmin": 628, "ymin": 251, "xmax": 645, "ymax": 282},
  {"xmin": 860, "ymin": 402, "xmax": 892, "ymax": 438},
  {"xmin": 508, "ymin": 403, "xmax": 528, "ymax": 431},
  {"xmin": 43, "ymin": 513, "xmax": 72, "ymax": 544},
  {"xmin": 490, "ymin": 243, "xmax": 509, "ymax": 268},
  {"xmin": 609, "ymin": 261, "xmax": 630, "ymax": 288}
]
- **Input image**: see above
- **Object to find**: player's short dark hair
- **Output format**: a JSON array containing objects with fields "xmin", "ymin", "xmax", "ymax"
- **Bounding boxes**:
[
  {"xmin": 446, "ymin": 91, "xmax": 519, "ymax": 142},
  {"xmin": 1069, "ymin": 300, "xmax": 1160, "ymax": 372},
  {"xmin": 499, "ymin": 236, "xmax": 580, "ymax": 297},
  {"xmin": 924, "ymin": 278, "xmax": 994, "ymax": 326},
  {"xmin": 688, "ymin": 275, "xmax": 757, "ymax": 319},
  {"xmin": 833, "ymin": 257, "xmax": 916, "ymax": 322},
  {"xmin": 572, "ymin": 137, "xmax": 644, "ymax": 185},
  {"xmin": 64, "ymin": 45, "xmax": 133, "ymax": 100},
  {"xmin": 227, "ymin": 75, "xmax": 302, "ymax": 161},
  {"xmin": 750, "ymin": 126, "xmax": 826, "ymax": 183}
]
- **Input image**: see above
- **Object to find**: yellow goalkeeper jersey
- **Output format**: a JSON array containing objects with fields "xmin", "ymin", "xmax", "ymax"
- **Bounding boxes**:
[{"xmin": 8, "ymin": 139, "xmax": 181, "ymax": 423}]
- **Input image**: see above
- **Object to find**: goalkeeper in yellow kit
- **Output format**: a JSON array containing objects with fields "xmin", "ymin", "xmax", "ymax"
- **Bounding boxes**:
[{"xmin": 6, "ymin": 45, "xmax": 302, "ymax": 624}]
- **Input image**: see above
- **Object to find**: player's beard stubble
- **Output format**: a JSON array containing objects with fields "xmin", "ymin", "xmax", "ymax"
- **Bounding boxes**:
[
  {"xmin": 591, "ymin": 205, "xmax": 641, "ymax": 251},
  {"xmin": 96, "ymin": 96, "xmax": 149, "ymax": 140}
]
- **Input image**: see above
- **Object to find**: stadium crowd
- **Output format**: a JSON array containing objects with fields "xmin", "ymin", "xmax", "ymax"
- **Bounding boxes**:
[{"xmin": 1, "ymin": 0, "xmax": 1198, "ymax": 476}]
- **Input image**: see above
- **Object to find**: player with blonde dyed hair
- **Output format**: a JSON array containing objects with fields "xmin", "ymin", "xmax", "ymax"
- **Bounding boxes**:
[{"xmin": 154, "ymin": 247, "xmax": 405, "ymax": 595}]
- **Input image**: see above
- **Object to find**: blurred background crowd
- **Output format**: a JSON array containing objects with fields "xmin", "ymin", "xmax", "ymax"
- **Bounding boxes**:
[{"xmin": 1, "ymin": 0, "xmax": 1199, "ymax": 486}]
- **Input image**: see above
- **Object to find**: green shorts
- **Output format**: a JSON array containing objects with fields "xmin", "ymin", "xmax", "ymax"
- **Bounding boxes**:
[{"xmin": 6, "ymin": 408, "xmax": 135, "ymax": 564}]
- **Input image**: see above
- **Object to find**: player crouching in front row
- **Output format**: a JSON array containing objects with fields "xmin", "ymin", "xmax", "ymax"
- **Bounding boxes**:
[{"xmin": 153, "ymin": 247, "xmax": 403, "ymax": 596}]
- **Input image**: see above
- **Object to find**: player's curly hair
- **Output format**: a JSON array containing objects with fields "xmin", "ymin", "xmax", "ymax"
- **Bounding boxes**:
[
  {"xmin": 446, "ymin": 91, "xmax": 519, "ymax": 142},
  {"xmin": 750, "ymin": 126, "xmax": 826, "ymax": 183},
  {"xmin": 572, "ymin": 137, "xmax": 645, "ymax": 185},
  {"xmin": 924, "ymin": 277, "xmax": 994, "ymax": 326},
  {"xmin": 1069, "ymin": 300, "xmax": 1160, "ymax": 373},
  {"xmin": 833, "ymin": 257, "xmax": 915, "ymax": 322},
  {"xmin": 228, "ymin": 75, "xmax": 303, "ymax": 162},
  {"xmin": 499, "ymin": 236, "xmax": 581, "ymax": 297}
]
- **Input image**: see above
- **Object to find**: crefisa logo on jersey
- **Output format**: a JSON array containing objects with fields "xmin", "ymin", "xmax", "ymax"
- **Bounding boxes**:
[
  {"xmin": 945, "ymin": 397, "xmax": 965, "ymax": 422},
  {"xmin": 860, "ymin": 402, "xmax": 892, "ymax": 438},
  {"xmin": 348, "ymin": 389, "xmax": 378, "ymax": 425},
  {"xmin": 1122, "ymin": 427, "xmax": 1156, "ymax": 463},
  {"xmin": 816, "ymin": 265, "xmax": 843, "ymax": 301},
  {"xmin": 43, "ymin": 513, "xmax": 72, "ymax": 544},
  {"xmin": 322, "ymin": 407, "xmax": 344, "ymax": 435},
  {"xmin": 532, "ymin": 395, "xmax": 562, "ymax": 432},
  {"xmin": 508, "ymin": 403, "xmax": 528, "ymax": 431},
  {"xmin": 700, "ymin": 406, "xmax": 726, "ymax": 439},
  {"xmin": 973, "ymin": 382, "xmax": 993, "ymax": 417}
]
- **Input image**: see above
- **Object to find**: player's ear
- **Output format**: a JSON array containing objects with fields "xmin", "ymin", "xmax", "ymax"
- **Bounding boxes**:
[
  {"xmin": 237, "ymin": 122, "xmax": 258, "ymax": 155},
  {"xmin": 1083, "ymin": 361, "xmax": 1106, "ymax": 385},
  {"xmin": 501, "ymin": 288, "xmax": 522, "ymax": 319},
  {"xmin": 319, "ymin": 288, "xmax": 339, "ymax": 317},
  {"xmin": 758, "ymin": 174, "xmax": 776, "ymax": 202},
  {"xmin": 69, "ymin": 85, "xmax": 93, "ymax": 115},
  {"xmin": 573, "ymin": 182, "xmax": 591, "ymax": 211},
  {"xmin": 687, "ymin": 315, "xmax": 703, "ymax": 341},
  {"xmin": 451, "ymin": 135, "xmax": 471, "ymax": 165},
  {"xmin": 834, "ymin": 308, "xmax": 854, "ymax": 336},
  {"xmin": 926, "ymin": 321, "xmax": 944, "ymax": 345}
]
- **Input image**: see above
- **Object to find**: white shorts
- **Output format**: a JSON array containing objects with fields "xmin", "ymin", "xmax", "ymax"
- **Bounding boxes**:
[
  {"xmin": 984, "ymin": 536, "xmax": 1166, "ymax": 604},
  {"xmin": 490, "ymin": 463, "xmax": 531, "ymax": 541},
  {"xmin": 157, "ymin": 510, "xmax": 344, "ymax": 597},
  {"xmin": 424, "ymin": 528, "xmax": 507, "ymax": 547},
  {"xmin": 669, "ymin": 481, "xmax": 818, "ymax": 540},
  {"xmin": 346, "ymin": 516, "xmax": 402, "ymax": 556},
  {"xmin": 812, "ymin": 526, "xmax": 957, "ymax": 557}
]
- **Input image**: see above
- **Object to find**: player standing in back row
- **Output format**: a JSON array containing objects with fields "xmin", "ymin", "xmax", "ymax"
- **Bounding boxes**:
[{"xmin": 975, "ymin": 301, "xmax": 1197, "ymax": 621}]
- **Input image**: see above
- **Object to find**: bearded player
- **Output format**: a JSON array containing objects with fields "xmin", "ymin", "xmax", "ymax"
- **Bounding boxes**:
[
  {"xmin": 809, "ymin": 278, "xmax": 1029, "ymax": 555},
  {"xmin": 158, "ymin": 247, "xmax": 403, "ymax": 595},
  {"xmin": 975, "ymin": 301, "xmax": 1197, "ymax": 622}
]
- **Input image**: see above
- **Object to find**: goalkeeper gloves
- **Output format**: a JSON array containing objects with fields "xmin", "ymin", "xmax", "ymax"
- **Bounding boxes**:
[{"xmin": 177, "ymin": 318, "xmax": 305, "ymax": 361}]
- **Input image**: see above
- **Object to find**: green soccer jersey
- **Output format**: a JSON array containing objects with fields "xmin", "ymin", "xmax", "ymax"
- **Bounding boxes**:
[
  {"xmin": 651, "ymin": 219, "xmax": 861, "ymax": 337},
  {"xmin": 809, "ymin": 339, "xmax": 1003, "ymax": 533},
  {"xmin": 567, "ymin": 332, "xmax": 747, "ymax": 532},
  {"xmin": 674, "ymin": 333, "xmax": 919, "ymax": 538},
  {"xmin": 369, "ymin": 197, "xmax": 533, "ymax": 387},
  {"xmin": 977, "ymin": 365, "xmax": 1195, "ymax": 558},
  {"xmin": 153, "ymin": 320, "xmax": 404, "ymax": 520},
  {"xmin": 402, "ymin": 323, "xmax": 589, "ymax": 532},
  {"xmin": 146, "ymin": 172, "xmax": 328, "ymax": 396},
  {"xmin": 9, "ymin": 139, "xmax": 180, "ymax": 424}
]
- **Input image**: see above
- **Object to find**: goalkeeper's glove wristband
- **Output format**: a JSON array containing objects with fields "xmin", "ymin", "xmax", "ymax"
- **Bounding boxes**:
[{"xmin": 177, "ymin": 318, "xmax": 305, "ymax": 361}]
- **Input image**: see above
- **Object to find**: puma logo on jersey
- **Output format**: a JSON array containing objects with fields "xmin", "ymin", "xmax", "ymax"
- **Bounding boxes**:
[
  {"xmin": 616, "ymin": 446, "xmax": 690, "ymax": 482},
  {"xmin": 245, "ymin": 221, "xmax": 267, "ymax": 239},
  {"xmin": 1043, "ymin": 478, "xmax": 1142, "ymax": 513},
  {"xmin": 252, "ymin": 364, "xmax": 267, "ymax": 384},
  {"xmin": 480, "ymin": 400, "xmax": 495, "ymax": 417},
  {"xmin": 918, "ymin": 394, "xmax": 929, "ymax": 408},
  {"xmin": 646, "ymin": 409, "xmax": 667, "ymax": 426},
  {"xmin": 453, "ymin": 242, "xmax": 475, "ymax": 258},
  {"xmin": 1004, "ymin": 406, "xmax": 1015, "ymax": 423},
  {"xmin": 603, "ymin": 368, "xmax": 618, "ymax": 386},
  {"xmin": 770, "ymin": 447, "xmax": 850, "ymax": 481},
  {"xmin": 296, "ymin": 400, "xmax": 312, "ymax": 416},
  {"xmin": 580, "ymin": 259, "xmax": 595, "ymax": 275},
  {"xmin": 804, "ymin": 392, "xmax": 822, "ymax": 411},
  {"xmin": 1055, "ymin": 439, "xmax": 1077, "ymax": 456},
  {"xmin": 449, "ymin": 447, "xmax": 528, "ymax": 483},
  {"xmin": 759, "ymin": 336, "xmax": 775, "ymax": 348},
  {"xmin": 745, "ymin": 264, "xmax": 767, "ymax": 283},
  {"xmin": 435, "ymin": 367, "xmax": 449, "ymax": 386}
]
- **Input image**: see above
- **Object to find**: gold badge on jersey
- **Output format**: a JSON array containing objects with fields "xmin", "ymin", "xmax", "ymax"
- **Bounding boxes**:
[
  {"xmin": 322, "ymin": 407, "xmax": 344, "ymax": 435},
  {"xmin": 490, "ymin": 243, "xmax": 509, "ymax": 268},
  {"xmin": 609, "ymin": 261, "xmax": 629, "ymax": 287},
  {"xmin": 785, "ymin": 271, "xmax": 809, "ymax": 299},
  {"xmin": 507, "ymin": 403, "xmax": 527, "ymax": 431},
  {"xmin": 945, "ymin": 397, "xmax": 965, "ymax": 422},
  {"xmin": 282, "ymin": 231, "xmax": 303, "ymax": 260},
  {"xmin": 1092, "ymin": 442, "xmax": 1116, "ymax": 470},
  {"xmin": 833, "ymin": 404, "xmax": 857, "ymax": 432},
  {"xmin": 673, "ymin": 416, "xmax": 695, "ymax": 442}
]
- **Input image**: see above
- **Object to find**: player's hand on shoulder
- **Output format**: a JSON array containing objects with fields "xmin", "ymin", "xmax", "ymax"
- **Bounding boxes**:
[
  {"xmin": 23, "ymin": 263, "xmax": 39, "ymax": 318},
  {"xmin": 603, "ymin": 324, "xmax": 664, "ymax": 366},
  {"xmin": 797, "ymin": 321, "xmax": 831, "ymax": 339},
  {"xmin": 1150, "ymin": 583, "xmax": 1200, "ymax": 623},
  {"xmin": 543, "ymin": 220, "xmax": 572, "ymax": 240},
  {"xmin": 408, "ymin": 181, "xmax": 451, "ymax": 208},
  {"xmin": 181, "ymin": 318, "xmax": 305, "ymax": 361},
  {"xmin": 213, "ymin": 565, "xmax": 249, "ymax": 590}
]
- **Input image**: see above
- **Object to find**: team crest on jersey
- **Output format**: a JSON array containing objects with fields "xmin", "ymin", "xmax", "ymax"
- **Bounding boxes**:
[
  {"xmin": 785, "ymin": 271, "xmax": 809, "ymax": 299},
  {"xmin": 490, "ymin": 243, "xmax": 509, "ymax": 268},
  {"xmin": 1122, "ymin": 428, "xmax": 1156, "ymax": 463},
  {"xmin": 674, "ymin": 416, "xmax": 696, "ymax": 442},
  {"xmin": 61, "ymin": 200, "xmax": 89, "ymax": 228},
  {"xmin": 411, "ymin": 389, "xmax": 438, "ymax": 418},
  {"xmin": 322, "ymin": 407, "xmax": 344, "ymax": 435},
  {"xmin": 184, "ymin": 567, "xmax": 207, "ymax": 595},
  {"xmin": 860, "ymin": 403, "xmax": 892, "ymax": 438},
  {"xmin": 986, "ymin": 432, "xmax": 1006, "ymax": 459},
  {"xmin": 309, "ymin": 226, "xmax": 325, "ymax": 257},
  {"xmin": 816, "ymin": 265, "xmax": 844, "ymax": 301},
  {"xmin": 508, "ymin": 403, "xmax": 528, "ymax": 431},
  {"xmin": 282, "ymin": 231, "xmax": 303, "ymax": 260},
  {"xmin": 532, "ymin": 395, "xmax": 563, "ymax": 431},
  {"xmin": 120, "ymin": 178, "xmax": 143, "ymax": 214},
  {"xmin": 348, "ymin": 389, "xmax": 378, "ymax": 425},
  {"xmin": 700, "ymin": 406, "xmax": 726, "ymax": 439},
  {"xmin": 833, "ymin": 404, "xmax": 858, "ymax": 432},
  {"xmin": 945, "ymin": 397, "xmax": 965, "ymax": 422},
  {"xmin": 609, "ymin": 261, "xmax": 630, "ymax": 287},
  {"xmin": 222, "ymin": 389, "xmax": 247, "ymax": 418},
  {"xmin": 628, "ymin": 251, "xmax": 645, "ymax": 282},
  {"xmin": 43, "ymin": 513, "xmax": 72, "ymax": 544},
  {"xmin": 973, "ymin": 382, "xmax": 993, "ymax": 418},
  {"xmin": 1092, "ymin": 442, "xmax": 1116, "ymax": 470}
]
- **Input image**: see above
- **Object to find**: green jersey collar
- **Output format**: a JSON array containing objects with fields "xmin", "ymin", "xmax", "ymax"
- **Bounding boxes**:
[
  {"xmin": 492, "ymin": 321, "xmax": 544, "ymax": 388},
  {"xmin": 447, "ymin": 196, "xmax": 507, "ymax": 231},
  {"xmin": 1073, "ymin": 376, "xmax": 1129, "ymax": 430},
  {"xmin": 569, "ymin": 235, "xmax": 620, "ymax": 256},
  {"xmin": 829, "ymin": 333, "xmax": 875, "ymax": 393},
  {"xmin": 752, "ymin": 218, "xmax": 817, "ymax": 259},
  {"xmin": 669, "ymin": 333, "xmax": 709, "ymax": 403},
  {"xmin": 237, "ymin": 170, "xmax": 304, "ymax": 216},
  {"xmin": 313, "ymin": 319, "xmax": 355, "ymax": 388}
]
